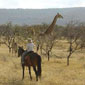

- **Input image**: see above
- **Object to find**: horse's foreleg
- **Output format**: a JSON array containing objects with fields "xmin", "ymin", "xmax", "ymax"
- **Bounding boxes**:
[
  {"xmin": 33, "ymin": 66, "xmax": 38, "ymax": 81},
  {"xmin": 28, "ymin": 66, "xmax": 32, "ymax": 80},
  {"xmin": 22, "ymin": 66, "xmax": 25, "ymax": 80}
]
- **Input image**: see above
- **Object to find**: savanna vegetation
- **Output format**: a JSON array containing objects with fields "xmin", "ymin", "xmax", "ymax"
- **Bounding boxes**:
[{"xmin": 0, "ymin": 22, "xmax": 85, "ymax": 85}]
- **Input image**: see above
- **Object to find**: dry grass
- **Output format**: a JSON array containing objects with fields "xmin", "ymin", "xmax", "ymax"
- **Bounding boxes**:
[{"xmin": 0, "ymin": 43, "xmax": 85, "ymax": 85}]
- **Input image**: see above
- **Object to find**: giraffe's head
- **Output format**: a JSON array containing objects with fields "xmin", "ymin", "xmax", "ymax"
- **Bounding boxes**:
[{"xmin": 56, "ymin": 13, "xmax": 63, "ymax": 19}]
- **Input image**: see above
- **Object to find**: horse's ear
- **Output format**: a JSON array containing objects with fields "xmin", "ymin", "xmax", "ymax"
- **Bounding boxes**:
[
  {"xmin": 18, "ymin": 46, "xmax": 20, "ymax": 48},
  {"xmin": 21, "ymin": 46, "xmax": 23, "ymax": 48},
  {"xmin": 18, "ymin": 46, "xmax": 23, "ymax": 49}
]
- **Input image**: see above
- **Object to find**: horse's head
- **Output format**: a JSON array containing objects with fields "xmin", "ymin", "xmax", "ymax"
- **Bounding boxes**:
[{"xmin": 18, "ymin": 46, "xmax": 25, "ymax": 57}]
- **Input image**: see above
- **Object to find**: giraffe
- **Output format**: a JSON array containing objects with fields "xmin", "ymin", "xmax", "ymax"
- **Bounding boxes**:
[
  {"xmin": 37, "ymin": 13, "xmax": 63, "ymax": 54},
  {"xmin": 40, "ymin": 13, "xmax": 63, "ymax": 36}
]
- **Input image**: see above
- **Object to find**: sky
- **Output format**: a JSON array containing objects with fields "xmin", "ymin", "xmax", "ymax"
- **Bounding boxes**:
[{"xmin": 0, "ymin": 0, "xmax": 85, "ymax": 9}]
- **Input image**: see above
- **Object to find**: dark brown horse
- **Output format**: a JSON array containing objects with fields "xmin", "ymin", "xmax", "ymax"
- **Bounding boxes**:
[{"xmin": 18, "ymin": 46, "xmax": 42, "ymax": 81}]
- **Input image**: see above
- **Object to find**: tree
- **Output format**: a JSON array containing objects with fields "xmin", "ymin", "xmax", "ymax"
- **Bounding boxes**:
[{"xmin": 62, "ymin": 22, "xmax": 85, "ymax": 66}]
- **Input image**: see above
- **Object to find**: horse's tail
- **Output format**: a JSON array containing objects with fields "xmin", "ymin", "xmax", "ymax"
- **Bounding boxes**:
[{"xmin": 37, "ymin": 55, "xmax": 42, "ymax": 78}]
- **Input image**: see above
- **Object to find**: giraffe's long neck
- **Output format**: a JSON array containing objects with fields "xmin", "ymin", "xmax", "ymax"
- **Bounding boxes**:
[
  {"xmin": 44, "ymin": 15, "xmax": 58, "ymax": 34},
  {"xmin": 50, "ymin": 16, "xmax": 58, "ymax": 29}
]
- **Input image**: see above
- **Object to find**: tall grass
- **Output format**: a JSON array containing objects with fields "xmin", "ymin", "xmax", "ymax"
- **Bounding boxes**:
[{"xmin": 0, "ymin": 42, "xmax": 85, "ymax": 85}]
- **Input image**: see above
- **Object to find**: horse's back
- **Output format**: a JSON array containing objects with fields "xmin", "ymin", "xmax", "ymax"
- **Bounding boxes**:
[
  {"xmin": 25, "ymin": 52, "xmax": 41, "ymax": 66},
  {"xmin": 32, "ymin": 52, "xmax": 41, "ymax": 60}
]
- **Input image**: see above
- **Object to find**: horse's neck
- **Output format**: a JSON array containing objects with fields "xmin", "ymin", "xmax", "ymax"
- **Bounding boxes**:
[
  {"xmin": 20, "ymin": 48, "xmax": 25, "ymax": 54},
  {"xmin": 22, "ymin": 49, "xmax": 25, "ymax": 53}
]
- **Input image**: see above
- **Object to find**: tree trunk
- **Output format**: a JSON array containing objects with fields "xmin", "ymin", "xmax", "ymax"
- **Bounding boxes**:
[
  {"xmin": 67, "ymin": 52, "xmax": 72, "ymax": 66},
  {"xmin": 47, "ymin": 51, "xmax": 50, "ymax": 61},
  {"xmin": 9, "ymin": 47, "xmax": 11, "ymax": 53}
]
